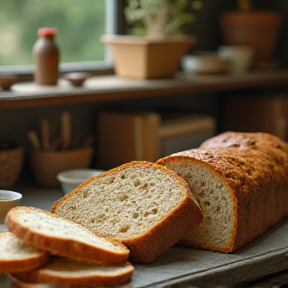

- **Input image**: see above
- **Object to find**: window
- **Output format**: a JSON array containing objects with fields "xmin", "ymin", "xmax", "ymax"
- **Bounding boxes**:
[{"xmin": 0, "ymin": 0, "xmax": 117, "ymax": 76}]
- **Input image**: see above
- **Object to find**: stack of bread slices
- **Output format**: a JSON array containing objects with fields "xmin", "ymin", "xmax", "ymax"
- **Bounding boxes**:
[
  {"xmin": 1, "ymin": 131, "xmax": 288, "ymax": 287},
  {"xmin": 0, "ymin": 161, "xmax": 204, "ymax": 286},
  {"xmin": 0, "ymin": 206, "xmax": 133, "ymax": 287}
]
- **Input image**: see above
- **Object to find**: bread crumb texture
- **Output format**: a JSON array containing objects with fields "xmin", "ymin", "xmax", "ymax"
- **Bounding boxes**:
[
  {"xmin": 0, "ymin": 232, "xmax": 50, "ymax": 273},
  {"xmin": 9, "ymin": 207, "xmax": 126, "ymax": 252},
  {"xmin": 54, "ymin": 163, "xmax": 185, "ymax": 239},
  {"xmin": 157, "ymin": 132, "xmax": 288, "ymax": 252},
  {"xmin": 0, "ymin": 232, "xmax": 43, "ymax": 260},
  {"xmin": 164, "ymin": 160, "xmax": 233, "ymax": 250}
]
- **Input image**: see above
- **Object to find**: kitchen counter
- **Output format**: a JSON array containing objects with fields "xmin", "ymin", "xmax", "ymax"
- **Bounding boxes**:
[
  {"xmin": 1, "ymin": 184, "xmax": 288, "ymax": 288},
  {"xmin": 13, "ymin": 182, "xmax": 64, "ymax": 211}
]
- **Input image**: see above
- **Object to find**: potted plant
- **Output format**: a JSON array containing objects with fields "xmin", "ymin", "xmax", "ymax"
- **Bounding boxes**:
[
  {"xmin": 220, "ymin": 0, "xmax": 283, "ymax": 68},
  {"xmin": 101, "ymin": 0, "xmax": 196, "ymax": 79}
]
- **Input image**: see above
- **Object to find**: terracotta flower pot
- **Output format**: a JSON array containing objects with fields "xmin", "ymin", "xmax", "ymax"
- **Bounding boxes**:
[
  {"xmin": 220, "ymin": 11, "xmax": 282, "ymax": 65},
  {"xmin": 101, "ymin": 35, "xmax": 195, "ymax": 79}
]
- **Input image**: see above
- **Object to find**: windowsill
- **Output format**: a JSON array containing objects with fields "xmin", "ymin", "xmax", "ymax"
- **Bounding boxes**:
[
  {"xmin": 0, "ymin": 61, "xmax": 115, "ymax": 82},
  {"xmin": 1, "ymin": 69, "xmax": 288, "ymax": 110}
]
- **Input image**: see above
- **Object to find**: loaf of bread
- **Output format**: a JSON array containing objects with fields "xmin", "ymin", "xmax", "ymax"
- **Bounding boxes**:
[
  {"xmin": 5, "ymin": 206, "xmax": 129, "ymax": 264},
  {"xmin": 11, "ymin": 256, "xmax": 134, "ymax": 287},
  {"xmin": 157, "ymin": 131, "xmax": 288, "ymax": 253},
  {"xmin": 52, "ymin": 161, "xmax": 203, "ymax": 263},
  {"xmin": 0, "ymin": 232, "xmax": 50, "ymax": 273}
]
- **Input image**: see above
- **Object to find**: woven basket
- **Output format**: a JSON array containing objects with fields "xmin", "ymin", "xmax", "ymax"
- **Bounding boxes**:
[{"xmin": 0, "ymin": 143, "xmax": 25, "ymax": 189}]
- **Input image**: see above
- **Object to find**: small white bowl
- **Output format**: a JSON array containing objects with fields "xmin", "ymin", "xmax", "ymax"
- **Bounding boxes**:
[
  {"xmin": 0, "ymin": 190, "xmax": 22, "ymax": 224},
  {"xmin": 57, "ymin": 169, "xmax": 105, "ymax": 195},
  {"xmin": 217, "ymin": 45, "xmax": 255, "ymax": 73},
  {"xmin": 182, "ymin": 53, "xmax": 231, "ymax": 75}
]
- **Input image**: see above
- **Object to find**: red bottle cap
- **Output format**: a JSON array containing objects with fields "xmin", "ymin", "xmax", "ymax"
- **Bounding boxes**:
[{"xmin": 38, "ymin": 27, "xmax": 58, "ymax": 37}]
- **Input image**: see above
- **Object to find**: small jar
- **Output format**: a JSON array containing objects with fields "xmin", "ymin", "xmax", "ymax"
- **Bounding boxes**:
[{"xmin": 33, "ymin": 27, "xmax": 60, "ymax": 85}]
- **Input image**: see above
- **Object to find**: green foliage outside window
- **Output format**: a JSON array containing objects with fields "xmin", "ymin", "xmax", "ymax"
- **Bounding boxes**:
[{"xmin": 0, "ymin": 0, "xmax": 106, "ymax": 66}]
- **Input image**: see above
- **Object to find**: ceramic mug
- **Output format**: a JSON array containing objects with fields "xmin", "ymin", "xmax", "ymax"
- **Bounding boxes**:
[
  {"xmin": 0, "ymin": 190, "xmax": 22, "ymax": 224},
  {"xmin": 218, "ymin": 45, "xmax": 255, "ymax": 73}
]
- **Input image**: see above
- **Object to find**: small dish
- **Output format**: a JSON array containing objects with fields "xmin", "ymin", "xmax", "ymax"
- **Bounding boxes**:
[
  {"xmin": 0, "ymin": 75, "xmax": 17, "ymax": 90},
  {"xmin": 218, "ymin": 46, "xmax": 255, "ymax": 73},
  {"xmin": 63, "ymin": 72, "xmax": 91, "ymax": 86},
  {"xmin": 57, "ymin": 169, "xmax": 105, "ymax": 195},
  {"xmin": 182, "ymin": 53, "xmax": 231, "ymax": 75},
  {"xmin": 0, "ymin": 190, "xmax": 22, "ymax": 224}
]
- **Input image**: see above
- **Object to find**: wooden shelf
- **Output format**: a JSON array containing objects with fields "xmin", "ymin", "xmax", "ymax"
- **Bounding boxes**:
[{"xmin": 1, "ymin": 70, "xmax": 288, "ymax": 110}]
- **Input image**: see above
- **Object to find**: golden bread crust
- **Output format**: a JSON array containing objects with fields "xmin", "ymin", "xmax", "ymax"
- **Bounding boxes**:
[
  {"xmin": 0, "ymin": 232, "xmax": 50, "ymax": 273},
  {"xmin": 52, "ymin": 161, "xmax": 203, "ymax": 263},
  {"xmin": 157, "ymin": 132, "xmax": 288, "ymax": 252},
  {"xmin": 11, "ymin": 256, "xmax": 134, "ymax": 287},
  {"xmin": 6, "ymin": 206, "xmax": 129, "ymax": 264}
]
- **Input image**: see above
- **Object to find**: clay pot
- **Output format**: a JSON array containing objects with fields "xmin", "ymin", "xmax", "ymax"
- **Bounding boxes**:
[
  {"xmin": 101, "ymin": 35, "xmax": 195, "ymax": 79},
  {"xmin": 29, "ymin": 147, "xmax": 93, "ymax": 187},
  {"xmin": 220, "ymin": 11, "xmax": 282, "ymax": 65}
]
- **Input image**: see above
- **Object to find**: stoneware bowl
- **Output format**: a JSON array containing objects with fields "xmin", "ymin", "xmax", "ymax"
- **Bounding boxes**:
[
  {"xmin": 0, "ymin": 190, "xmax": 22, "ymax": 224},
  {"xmin": 0, "ymin": 75, "xmax": 17, "ymax": 90},
  {"xmin": 182, "ymin": 53, "xmax": 231, "ymax": 75},
  {"xmin": 57, "ymin": 169, "xmax": 105, "ymax": 195},
  {"xmin": 63, "ymin": 72, "xmax": 91, "ymax": 86},
  {"xmin": 218, "ymin": 45, "xmax": 255, "ymax": 73}
]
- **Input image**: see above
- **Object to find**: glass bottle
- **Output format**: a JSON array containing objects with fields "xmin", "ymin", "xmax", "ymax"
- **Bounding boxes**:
[{"xmin": 33, "ymin": 27, "xmax": 60, "ymax": 85}]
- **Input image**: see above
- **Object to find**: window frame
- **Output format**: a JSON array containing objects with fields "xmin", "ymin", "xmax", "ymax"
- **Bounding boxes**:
[{"xmin": 0, "ymin": 0, "xmax": 126, "ymax": 81}]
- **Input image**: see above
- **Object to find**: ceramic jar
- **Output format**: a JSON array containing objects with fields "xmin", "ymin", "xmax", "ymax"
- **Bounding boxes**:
[{"xmin": 33, "ymin": 27, "xmax": 60, "ymax": 85}]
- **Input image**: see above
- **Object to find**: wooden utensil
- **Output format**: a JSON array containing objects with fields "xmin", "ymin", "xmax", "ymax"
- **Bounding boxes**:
[
  {"xmin": 41, "ymin": 119, "xmax": 50, "ymax": 150},
  {"xmin": 61, "ymin": 111, "xmax": 71, "ymax": 150},
  {"xmin": 27, "ymin": 131, "xmax": 41, "ymax": 150}
]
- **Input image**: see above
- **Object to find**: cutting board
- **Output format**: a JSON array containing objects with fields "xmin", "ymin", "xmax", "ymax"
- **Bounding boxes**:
[{"xmin": 1, "ymin": 218, "xmax": 288, "ymax": 288}]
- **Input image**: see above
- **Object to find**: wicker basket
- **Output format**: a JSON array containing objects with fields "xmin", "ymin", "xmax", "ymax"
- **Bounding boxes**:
[{"xmin": 0, "ymin": 142, "xmax": 25, "ymax": 189}]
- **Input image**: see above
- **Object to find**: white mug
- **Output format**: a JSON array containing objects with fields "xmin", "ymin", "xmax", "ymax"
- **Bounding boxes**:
[{"xmin": 0, "ymin": 190, "xmax": 22, "ymax": 224}]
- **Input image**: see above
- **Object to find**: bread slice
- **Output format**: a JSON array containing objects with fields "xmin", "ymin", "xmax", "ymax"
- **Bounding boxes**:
[
  {"xmin": 52, "ymin": 161, "xmax": 203, "ymax": 263},
  {"xmin": 11, "ymin": 256, "xmax": 134, "ymax": 287},
  {"xmin": 5, "ymin": 206, "xmax": 129, "ymax": 264},
  {"xmin": 0, "ymin": 232, "xmax": 50, "ymax": 273},
  {"xmin": 157, "ymin": 132, "xmax": 288, "ymax": 253}
]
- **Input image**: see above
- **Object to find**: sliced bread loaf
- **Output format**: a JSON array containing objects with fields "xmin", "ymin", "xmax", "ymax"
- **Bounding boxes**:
[
  {"xmin": 157, "ymin": 132, "xmax": 288, "ymax": 253},
  {"xmin": 11, "ymin": 256, "xmax": 134, "ymax": 287},
  {"xmin": 5, "ymin": 206, "xmax": 129, "ymax": 264},
  {"xmin": 0, "ymin": 232, "xmax": 50, "ymax": 273},
  {"xmin": 52, "ymin": 161, "xmax": 203, "ymax": 263}
]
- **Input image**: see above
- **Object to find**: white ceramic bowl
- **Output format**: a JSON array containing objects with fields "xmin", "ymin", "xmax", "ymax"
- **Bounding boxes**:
[
  {"xmin": 217, "ymin": 45, "xmax": 255, "ymax": 73},
  {"xmin": 182, "ymin": 53, "xmax": 231, "ymax": 75},
  {"xmin": 0, "ymin": 190, "xmax": 22, "ymax": 224},
  {"xmin": 57, "ymin": 169, "xmax": 105, "ymax": 195}
]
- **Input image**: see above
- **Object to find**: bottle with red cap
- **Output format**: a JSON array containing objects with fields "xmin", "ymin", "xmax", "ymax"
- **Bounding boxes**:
[{"xmin": 33, "ymin": 27, "xmax": 60, "ymax": 85}]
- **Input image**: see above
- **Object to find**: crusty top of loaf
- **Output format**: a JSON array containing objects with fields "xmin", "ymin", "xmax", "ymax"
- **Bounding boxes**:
[
  {"xmin": 201, "ymin": 131, "xmax": 288, "ymax": 154},
  {"xmin": 166, "ymin": 146, "xmax": 288, "ymax": 197},
  {"xmin": 157, "ymin": 131, "xmax": 288, "ymax": 252}
]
